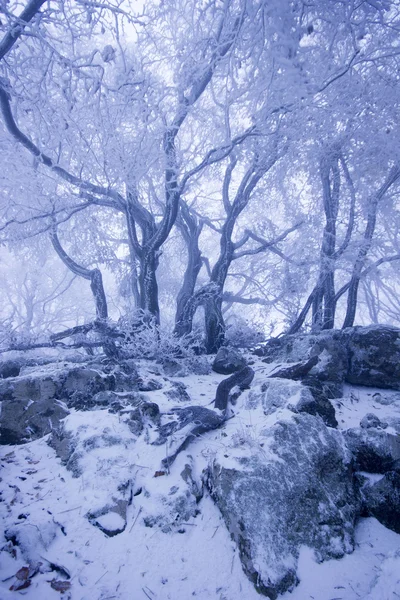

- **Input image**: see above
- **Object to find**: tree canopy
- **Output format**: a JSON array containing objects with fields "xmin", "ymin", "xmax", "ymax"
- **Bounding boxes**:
[{"xmin": 1, "ymin": 0, "xmax": 400, "ymax": 353}]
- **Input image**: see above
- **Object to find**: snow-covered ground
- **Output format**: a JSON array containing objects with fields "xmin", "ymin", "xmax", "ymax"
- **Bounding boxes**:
[{"xmin": 1, "ymin": 358, "xmax": 400, "ymax": 600}]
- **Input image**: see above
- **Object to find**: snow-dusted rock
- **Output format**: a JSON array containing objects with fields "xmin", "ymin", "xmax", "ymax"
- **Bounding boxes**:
[
  {"xmin": 165, "ymin": 381, "xmax": 191, "ymax": 403},
  {"xmin": 346, "ymin": 325, "xmax": 400, "ymax": 389},
  {"xmin": 206, "ymin": 413, "xmax": 358, "ymax": 599},
  {"xmin": 5, "ymin": 512, "xmax": 64, "ymax": 563},
  {"xmin": 0, "ymin": 359, "xmax": 21, "ymax": 379},
  {"xmin": 296, "ymin": 386, "xmax": 338, "ymax": 428},
  {"xmin": 153, "ymin": 405, "xmax": 225, "ymax": 468},
  {"xmin": 360, "ymin": 413, "xmax": 387, "ymax": 429},
  {"xmin": 141, "ymin": 461, "xmax": 202, "ymax": 533},
  {"xmin": 362, "ymin": 471, "xmax": 400, "ymax": 534},
  {"xmin": 256, "ymin": 325, "xmax": 400, "ymax": 391},
  {"xmin": 0, "ymin": 374, "xmax": 69, "ymax": 444},
  {"xmin": 212, "ymin": 347, "xmax": 246, "ymax": 375},
  {"xmin": 246, "ymin": 377, "xmax": 312, "ymax": 414},
  {"xmin": 344, "ymin": 428, "xmax": 400, "ymax": 473}
]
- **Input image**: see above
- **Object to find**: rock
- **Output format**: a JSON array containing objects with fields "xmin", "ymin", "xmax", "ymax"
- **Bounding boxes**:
[
  {"xmin": 48, "ymin": 412, "xmax": 135, "ymax": 534},
  {"xmin": 206, "ymin": 414, "xmax": 357, "ymax": 598},
  {"xmin": 5, "ymin": 513, "xmax": 64, "ymax": 563},
  {"xmin": 142, "ymin": 463, "xmax": 202, "ymax": 532},
  {"xmin": 212, "ymin": 347, "xmax": 246, "ymax": 375},
  {"xmin": 371, "ymin": 391, "xmax": 392, "ymax": 405},
  {"xmin": 61, "ymin": 366, "xmax": 116, "ymax": 405},
  {"xmin": 162, "ymin": 359, "xmax": 188, "ymax": 377},
  {"xmin": 137, "ymin": 377, "xmax": 163, "ymax": 392},
  {"xmin": 0, "ymin": 359, "xmax": 21, "ymax": 379},
  {"xmin": 344, "ymin": 428, "xmax": 400, "ymax": 473},
  {"xmin": 246, "ymin": 378, "xmax": 313, "ymax": 414},
  {"xmin": 187, "ymin": 356, "xmax": 212, "ymax": 376},
  {"xmin": 362, "ymin": 471, "xmax": 400, "ymax": 534},
  {"xmin": 346, "ymin": 325, "xmax": 400, "ymax": 389},
  {"xmin": 88, "ymin": 497, "xmax": 131, "ymax": 537},
  {"xmin": 0, "ymin": 376, "xmax": 69, "ymax": 445},
  {"xmin": 165, "ymin": 381, "xmax": 191, "ymax": 403},
  {"xmin": 360, "ymin": 413, "xmax": 387, "ymax": 429},
  {"xmin": 296, "ymin": 383, "xmax": 338, "ymax": 428},
  {"xmin": 255, "ymin": 325, "xmax": 400, "ymax": 391}
]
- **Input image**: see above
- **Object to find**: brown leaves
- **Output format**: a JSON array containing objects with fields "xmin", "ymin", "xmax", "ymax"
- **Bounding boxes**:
[
  {"xmin": 9, "ymin": 566, "xmax": 31, "ymax": 591},
  {"xmin": 154, "ymin": 470, "xmax": 166, "ymax": 477},
  {"xmin": 50, "ymin": 579, "xmax": 72, "ymax": 592}
]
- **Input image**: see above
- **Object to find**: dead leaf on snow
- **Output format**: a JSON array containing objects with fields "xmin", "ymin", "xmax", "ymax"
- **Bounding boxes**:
[
  {"xmin": 50, "ymin": 579, "xmax": 72, "ymax": 592},
  {"xmin": 9, "ymin": 579, "xmax": 31, "ymax": 591},
  {"xmin": 154, "ymin": 470, "xmax": 166, "ymax": 477},
  {"xmin": 15, "ymin": 566, "xmax": 30, "ymax": 580}
]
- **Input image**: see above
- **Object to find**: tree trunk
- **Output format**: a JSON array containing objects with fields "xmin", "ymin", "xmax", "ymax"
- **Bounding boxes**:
[
  {"xmin": 174, "ymin": 204, "xmax": 203, "ymax": 337},
  {"xmin": 342, "ymin": 165, "xmax": 400, "ymax": 329},
  {"xmin": 205, "ymin": 294, "xmax": 225, "ymax": 353},
  {"xmin": 138, "ymin": 250, "xmax": 160, "ymax": 323}
]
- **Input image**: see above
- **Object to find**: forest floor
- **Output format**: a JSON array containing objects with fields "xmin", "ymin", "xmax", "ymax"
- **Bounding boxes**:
[{"xmin": 1, "ymin": 356, "xmax": 400, "ymax": 600}]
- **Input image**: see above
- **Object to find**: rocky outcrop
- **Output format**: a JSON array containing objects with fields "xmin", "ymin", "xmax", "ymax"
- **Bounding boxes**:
[
  {"xmin": 212, "ymin": 347, "xmax": 246, "ymax": 375},
  {"xmin": 153, "ymin": 406, "xmax": 225, "ymax": 468},
  {"xmin": 0, "ymin": 360, "xmax": 142, "ymax": 444},
  {"xmin": 206, "ymin": 414, "xmax": 358, "ymax": 598},
  {"xmin": 256, "ymin": 325, "xmax": 400, "ymax": 391},
  {"xmin": 362, "ymin": 471, "xmax": 400, "ymax": 534},
  {"xmin": 346, "ymin": 326, "xmax": 400, "ymax": 389},
  {"xmin": 344, "ymin": 428, "xmax": 400, "ymax": 473}
]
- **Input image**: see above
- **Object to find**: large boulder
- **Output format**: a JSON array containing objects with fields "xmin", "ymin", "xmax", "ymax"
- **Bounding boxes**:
[
  {"xmin": 255, "ymin": 325, "xmax": 400, "ymax": 390},
  {"xmin": 362, "ymin": 471, "xmax": 400, "ymax": 534},
  {"xmin": 0, "ymin": 374, "xmax": 69, "ymax": 445},
  {"xmin": 206, "ymin": 413, "xmax": 358, "ymax": 598},
  {"xmin": 0, "ymin": 360, "xmax": 142, "ymax": 443},
  {"xmin": 346, "ymin": 325, "xmax": 400, "ymax": 389},
  {"xmin": 212, "ymin": 347, "xmax": 246, "ymax": 375},
  {"xmin": 246, "ymin": 377, "xmax": 313, "ymax": 414},
  {"xmin": 343, "ymin": 428, "xmax": 400, "ymax": 473}
]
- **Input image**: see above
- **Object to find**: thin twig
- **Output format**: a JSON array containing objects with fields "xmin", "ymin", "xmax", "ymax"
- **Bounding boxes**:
[{"xmin": 129, "ymin": 506, "xmax": 143, "ymax": 533}]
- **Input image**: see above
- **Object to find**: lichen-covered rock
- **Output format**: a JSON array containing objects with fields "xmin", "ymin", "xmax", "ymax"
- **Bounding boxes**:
[
  {"xmin": 344, "ymin": 428, "xmax": 400, "ymax": 473},
  {"xmin": 206, "ymin": 414, "xmax": 358, "ymax": 598},
  {"xmin": 212, "ymin": 347, "xmax": 246, "ymax": 375},
  {"xmin": 362, "ymin": 471, "xmax": 400, "ymax": 534}
]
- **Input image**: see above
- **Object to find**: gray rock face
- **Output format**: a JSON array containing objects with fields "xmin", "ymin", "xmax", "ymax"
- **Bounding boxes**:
[
  {"xmin": 0, "ymin": 359, "xmax": 21, "ymax": 379},
  {"xmin": 0, "ymin": 360, "xmax": 142, "ymax": 443},
  {"xmin": 360, "ymin": 413, "xmax": 387, "ymax": 430},
  {"xmin": 165, "ymin": 381, "xmax": 191, "ymax": 403},
  {"xmin": 212, "ymin": 347, "xmax": 246, "ymax": 375},
  {"xmin": 296, "ymin": 388, "xmax": 337, "ymax": 428},
  {"xmin": 206, "ymin": 414, "xmax": 358, "ymax": 599},
  {"xmin": 153, "ymin": 406, "xmax": 225, "ymax": 468},
  {"xmin": 346, "ymin": 325, "xmax": 400, "ymax": 389},
  {"xmin": 246, "ymin": 378, "xmax": 312, "ymax": 414},
  {"xmin": 362, "ymin": 471, "xmax": 400, "ymax": 534},
  {"xmin": 344, "ymin": 428, "xmax": 400, "ymax": 473},
  {"xmin": 0, "ymin": 375, "xmax": 69, "ymax": 445},
  {"xmin": 255, "ymin": 325, "xmax": 400, "ymax": 391}
]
